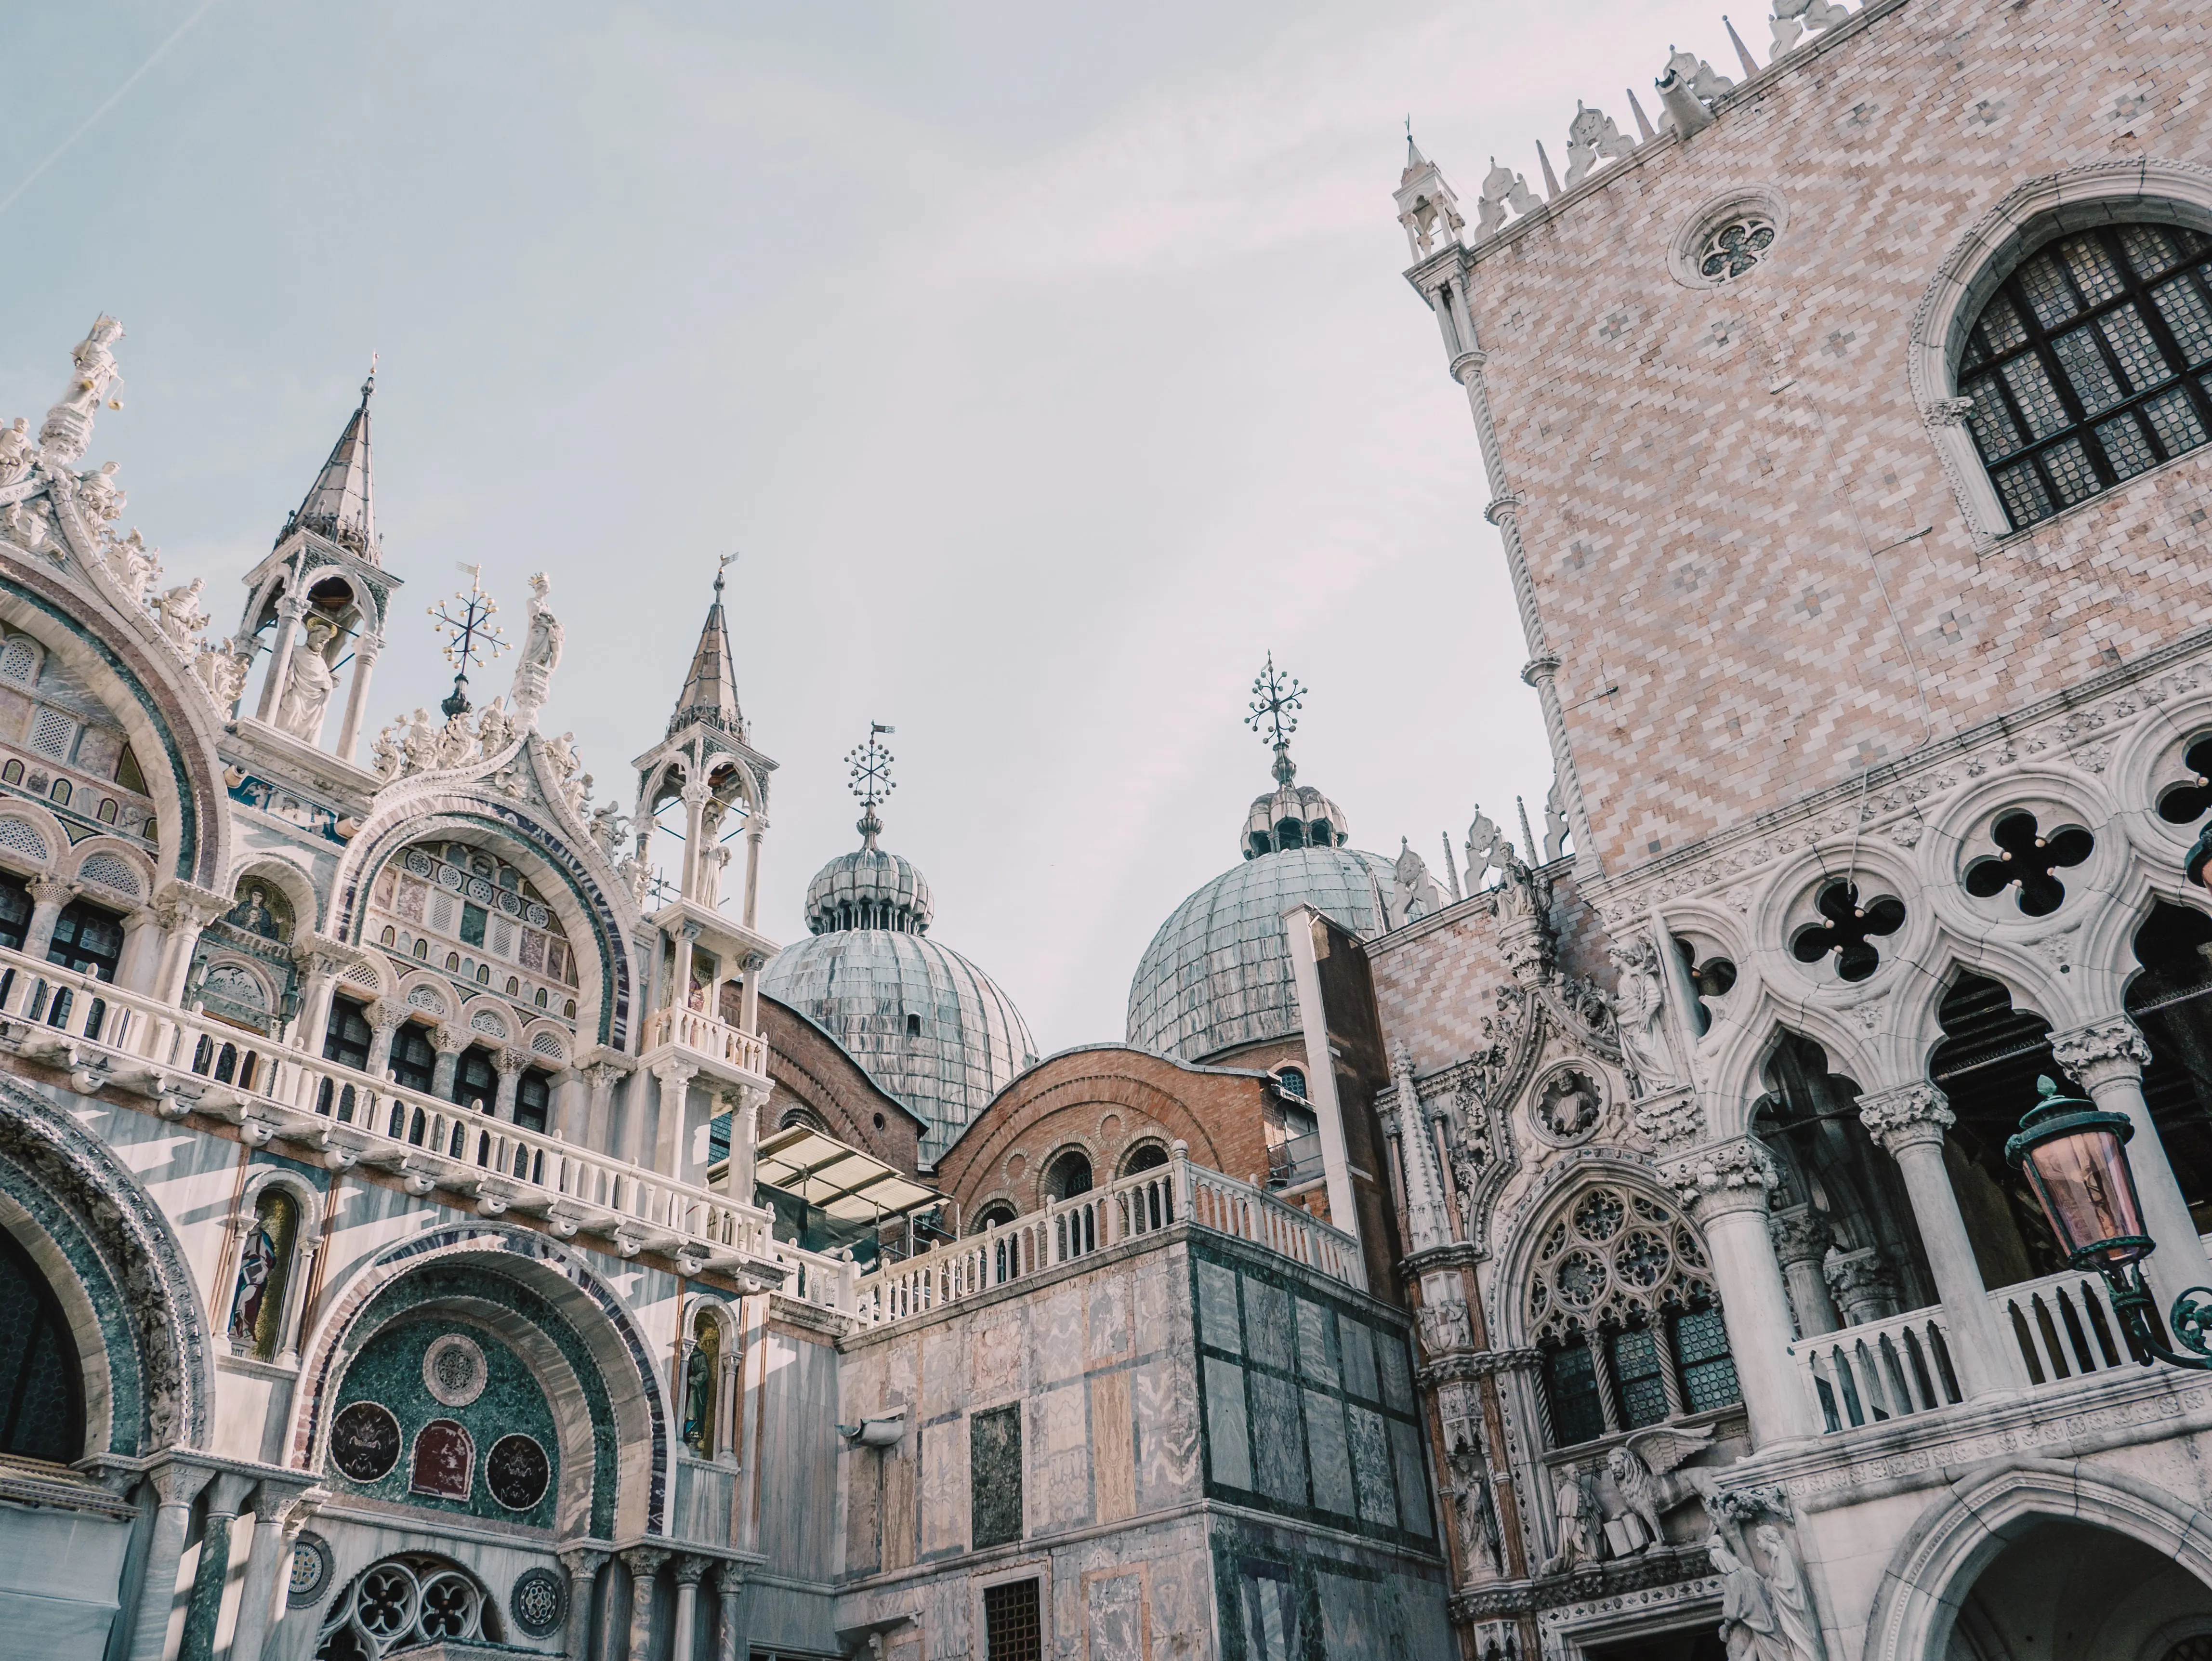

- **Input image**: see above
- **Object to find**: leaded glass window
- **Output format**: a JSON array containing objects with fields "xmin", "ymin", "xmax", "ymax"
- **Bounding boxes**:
[
  {"xmin": 1540, "ymin": 1339, "xmax": 1605, "ymax": 1447},
  {"xmin": 1609, "ymin": 1326, "xmax": 1669, "ymax": 1428},
  {"xmin": 1958, "ymin": 223, "xmax": 2212, "ymax": 531},
  {"xmin": 1672, "ymin": 1304, "xmax": 1742, "ymax": 1414}
]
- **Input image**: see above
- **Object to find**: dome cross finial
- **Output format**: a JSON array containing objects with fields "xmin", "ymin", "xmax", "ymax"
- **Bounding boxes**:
[
  {"xmin": 846, "ymin": 722, "xmax": 896, "ymax": 849},
  {"xmin": 1246, "ymin": 652, "xmax": 1305, "ymax": 787}
]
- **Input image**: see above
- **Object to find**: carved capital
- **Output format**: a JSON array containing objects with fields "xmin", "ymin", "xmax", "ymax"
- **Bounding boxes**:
[
  {"xmin": 1450, "ymin": 348, "xmax": 1490, "ymax": 381},
  {"xmin": 146, "ymin": 1461, "xmax": 216, "ymax": 1509},
  {"xmin": 671, "ymin": 1553, "xmax": 711, "ymax": 1587},
  {"xmin": 1922, "ymin": 395, "xmax": 1978, "ymax": 429},
  {"xmin": 652, "ymin": 1059, "xmax": 700, "ymax": 1093},
  {"xmin": 2049, "ymin": 1016, "xmax": 2153, "ymax": 1086},
  {"xmin": 429, "ymin": 1023, "xmax": 467, "ymax": 1057},
  {"xmin": 1660, "ymin": 1137, "xmax": 1780, "ymax": 1216},
  {"xmin": 621, "ymin": 1545, "xmax": 670, "ymax": 1581},
  {"xmin": 559, "ymin": 1544, "xmax": 609, "ymax": 1581},
  {"xmin": 1857, "ymin": 1082, "xmax": 1955, "ymax": 1154},
  {"xmin": 27, "ymin": 875, "xmax": 78, "ymax": 907},
  {"xmin": 367, "ymin": 999, "xmax": 405, "ymax": 1034},
  {"xmin": 1766, "ymin": 1203, "xmax": 1832, "ymax": 1268},
  {"xmin": 1483, "ymin": 491, "xmax": 1524, "ymax": 526},
  {"xmin": 1518, "ymin": 654, "xmax": 1561, "ymax": 688},
  {"xmin": 495, "ymin": 1046, "xmax": 528, "ymax": 1077}
]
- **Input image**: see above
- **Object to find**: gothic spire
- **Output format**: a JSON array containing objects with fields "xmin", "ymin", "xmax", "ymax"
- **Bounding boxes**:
[
  {"xmin": 284, "ymin": 363, "xmax": 378, "ymax": 558},
  {"xmin": 667, "ymin": 555, "xmax": 745, "ymax": 739}
]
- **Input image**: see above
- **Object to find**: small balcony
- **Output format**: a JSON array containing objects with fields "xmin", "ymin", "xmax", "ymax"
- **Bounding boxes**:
[
  {"xmin": 639, "ymin": 1003, "xmax": 770, "ymax": 1092},
  {"xmin": 0, "ymin": 942, "xmax": 857, "ymax": 1313}
]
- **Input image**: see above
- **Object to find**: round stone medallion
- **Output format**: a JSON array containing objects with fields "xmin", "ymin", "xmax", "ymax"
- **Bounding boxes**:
[
  {"xmin": 329, "ymin": 1400, "xmax": 402, "ymax": 1482},
  {"xmin": 486, "ymin": 1432, "xmax": 552, "ymax": 1511},
  {"xmin": 423, "ymin": 1332, "xmax": 487, "ymax": 1407},
  {"xmin": 510, "ymin": 1566, "xmax": 567, "ymax": 1637},
  {"xmin": 287, "ymin": 1531, "xmax": 334, "ymax": 1608}
]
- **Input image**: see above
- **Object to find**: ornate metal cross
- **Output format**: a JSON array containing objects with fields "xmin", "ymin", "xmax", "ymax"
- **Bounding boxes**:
[
  {"xmin": 428, "ymin": 565, "xmax": 509, "ymax": 717},
  {"xmin": 1246, "ymin": 653, "xmax": 1305, "ymax": 786}
]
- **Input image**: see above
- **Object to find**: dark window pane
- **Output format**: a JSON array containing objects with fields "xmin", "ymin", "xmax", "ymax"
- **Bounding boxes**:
[
  {"xmin": 1542, "ymin": 1340, "xmax": 1605, "ymax": 1447},
  {"xmin": 0, "ymin": 873, "xmax": 29, "ymax": 952},
  {"xmin": 516, "ymin": 1069, "xmax": 552, "ymax": 1133},
  {"xmin": 1609, "ymin": 1326, "xmax": 1669, "ymax": 1429},
  {"xmin": 391, "ymin": 1024, "xmax": 436, "ymax": 1092},
  {"xmin": 460, "ymin": 903, "xmax": 487, "ymax": 948},
  {"xmin": 0, "ymin": 1227, "xmax": 84, "ymax": 1462},
  {"xmin": 1673, "ymin": 1305, "xmax": 1743, "ymax": 1414},
  {"xmin": 2098, "ymin": 303, "xmax": 2169, "ymax": 392},
  {"xmin": 49, "ymin": 901, "xmax": 124, "ymax": 981},
  {"xmin": 323, "ymin": 996, "xmax": 374, "ymax": 1070},
  {"xmin": 2155, "ymin": 276, "xmax": 2212, "ymax": 366}
]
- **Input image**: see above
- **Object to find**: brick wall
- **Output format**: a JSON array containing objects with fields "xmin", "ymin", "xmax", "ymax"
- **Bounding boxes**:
[
  {"xmin": 1442, "ymin": 0, "xmax": 2212, "ymax": 875},
  {"xmin": 759, "ymin": 995, "xmax": 922, "ymax": 1173}
]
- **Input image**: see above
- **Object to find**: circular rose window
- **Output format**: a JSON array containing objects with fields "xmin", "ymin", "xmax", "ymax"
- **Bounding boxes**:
[
  {"xmin": 422, "ymin": 1333, "xmax": 487, "ymax": 1408},
  {"xmin": 486, "ymin": 1433, "xmax": 552, "ymax": 1511},
  {"xmin": 330, "ymin": 1400, "xmax": 403, "ymax": 1483},
  {"xmin": 1699, "ymin": 216, "xmax": 1776, "ymax": 282}
]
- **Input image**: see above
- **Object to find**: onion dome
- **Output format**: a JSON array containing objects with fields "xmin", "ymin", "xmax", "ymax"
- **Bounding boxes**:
[
  {"xmin": 759, "ymin": 727, "xmax": 1035, "ymax": 1162},
  {"xmin": 1126, "ymin": 654, "xmax": 1390, "ymax": 1061}
]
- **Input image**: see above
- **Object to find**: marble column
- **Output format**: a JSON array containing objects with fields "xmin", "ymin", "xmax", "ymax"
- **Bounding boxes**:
[
  {"xmin": 494, "ymin": 1046, "xmax": 526, "ymax": 1120},
  {"xmin": 364, "ymin": 1000, "xmax": 403, "ymax": 1079},
  {"xmin": 255, "ymin": 593, "xmax": 308, "ymax": 724},
  {"xmin": 25, "ymin": 874, "xmax": 76, "ymax": 962},
  {"xmin": 1858, "ymin": 1083, "xmax": 2012, "ymax": 1399},
  {"xmin": 224, "ymin": 1484, "xmax": 311, "ymax": 1661},
  {"xmin": 430, "ymin": 1025, "xmax": 466, "ymax": 1103},
  {"xmin": 118, "ymin": 906, "xmax": 163, "ymax": 994},
  {"xmin": 669, "ymin": 1556, "xmax": 709, "ymax": 1661},
  {"xmin": 558, "ymin": 1543, "xmax": 607, "ymax": 1661},
  {"xmin": 294, "ymin": 954, "xmax": 343, "ymax": 1056},
  {"xmin": 1661, "ymin": 1138, "xmax": 1813, "ymax": 1444},
  {"xmin": 153, "ymin": 888, "xmax": 225, "ymax": 1005},
  {"xmin": 679, "ymin": 784, "xmax": 711, "ymax": 904},
  {"xmin": 726, "ymin": 1087, "xmax": 761, "ymax": 1203},
  {"xmin": 1767, "ymin": 1203, "xmax": 1840, "ymax": 1338},
  {"xmin": 125, "ymin": 1461, "xmax": 214, "ymax": 1661},
  {"xmin": 1386, "ymin": 1044, "xmax": 1450, "ymax": 1253},
  {"xmin": 334, "ymin": 629, "xmax": 382, "ymax": 764},
  {"xmin": 653, "ymin": 1059, "xmax": 700, "ymax": 1177},
  {"xmin": 584, "ymin": 1059, "xmax": 624, "ymax": 1149},
  {"xmin": 621, "ymin": 1546, "xmax": 669, "ymax": 1661},
  {"xmin": 715, "ymin": 1565, "xmax": 747, "ymax": 1661},
  {"xmin": 741, "ymin": 826, "xmax": 764, "ymax": 931},
  {"xmin": 176, "ymin": 1471, "xmax": 253, "ymax": 1661},
  {"xmin": 737, "ymin": 951, "xmax": 764, "ymax": 1035},
  {"xmin": 2052, "ymin": 1015, "xmax": 2212, "ymax": 1309}
]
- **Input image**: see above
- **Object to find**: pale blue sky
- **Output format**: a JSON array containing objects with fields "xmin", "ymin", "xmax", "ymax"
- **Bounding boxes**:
[{"xmin": 1, "ymin": 0, "xmax": 1744, "ymax": 1052}]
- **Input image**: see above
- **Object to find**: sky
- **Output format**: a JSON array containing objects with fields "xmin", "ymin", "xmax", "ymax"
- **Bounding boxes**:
[{"xmin": 0, "ymin": 0, "xmax": 1751, "ymax": 1055}]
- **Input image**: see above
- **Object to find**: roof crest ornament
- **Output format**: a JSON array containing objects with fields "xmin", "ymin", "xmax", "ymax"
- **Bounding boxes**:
[
  {"xmin": 1245, "ymin": 652, "xmax": 1305, "ymax": 788},
  {"xmin": 428, "ymin": 563, "xmax": 509, "ymax": 719},
  {"xmin": 846, "ymin": 724, "xmax": 895, "ymax": 851}
]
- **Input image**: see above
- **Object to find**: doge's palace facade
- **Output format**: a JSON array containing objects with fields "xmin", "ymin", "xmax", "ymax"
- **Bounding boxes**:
[{"xmin": 1368, "ymin": 2, "xmax": 2212, "ymax": 1659}]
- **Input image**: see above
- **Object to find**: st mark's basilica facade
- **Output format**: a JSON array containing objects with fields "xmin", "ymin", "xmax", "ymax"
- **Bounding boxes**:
[{"xmin": 6, "ymin": 2, "xmax": 2212, "ymax": 1659}]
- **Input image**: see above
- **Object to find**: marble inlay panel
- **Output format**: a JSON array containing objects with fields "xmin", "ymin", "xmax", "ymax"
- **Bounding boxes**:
[
  {"xmin": 1244, "ymin": 1278, "xmax": 1292, "ymax": 1371},
  {"xmin": 1090, "ymin": 1369, "xmax": 1134, "ymax": 1524},
  {"xmin": 1087, "ymin": 1270, "xmax": 1131, "ymax": 1362},
  {"xmin": 1304, "ymin": 1387, "xmax": 1355, "ymax": 1516},
  {"xmin": 1134, "ymin": 1356, "xmax": 1198, "ymax": 1506},
  {"xmin": 1340, "ymin": 1318, "xmax": 1379, "ymax": 1404},
  {"xmin": 1294, "ymin": 1299, "xmax": 1337, "ymax": 1390},
  {"xmin": 1195, "ymin": 1261, "xmax": 1241, "ymax": 1356},
  {"xmin": 920, "ymin": 1418, "xmax": 967, "ymax": 1557},
  {"xmin": 973, "ymin": 1316, "xmax": 1021, "ymax": 1404},
  {"xmin": 1085, "ymin": 1570, "xmax": 1147, "ymax": 1661},
  {"xmin": 1389, "ymin": 1417, "xmax": 1434, "ymax": 1538},
  {"xmin": 1035, "ymin": 1287, "xmax": 1084, "ymax": 1385},
  {"xmin": 1249, "ymin": 1371, "xmax": 1307, "ymax": 1506},
  {"xmin": 1347, "ymin": 1403, "xmax": 1398, "ymax": 1530},
  {"xmin": 1202, "ymin": 1356, "xmax": 1250, "ymax": 1490},
  {"xmin": 969, "ymin": 1404, "xmax": 1022, "ymax": 1549}
]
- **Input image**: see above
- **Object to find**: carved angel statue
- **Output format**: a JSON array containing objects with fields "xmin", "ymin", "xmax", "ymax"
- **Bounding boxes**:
[
  {"xmin": 475, "ymin": 695, "xmax": 514, "ymax": 759},
  {"xmin": 400, "ymin": 708, "xmax": 438, "ymax": 773},
  {"xmin": 1545, "ymin": 1465, "xmax": 1600, "ymax": 1574},
  {"xmin": 76, "ymin": 460, "xmax": 126, "ymax": 527},
  {"xmin": 545, "ymin": 730, "xmax": 580, "ymax": 782},
  {"xmin": 152, "ymin": 577, "xmax": 210, "ymax": 647},
  {"xmin": 0, "ymin": 417, "xmax": 33, "ymax": 484},
  {"xmin": 105, "ymin": 527, "xmax": 159, "ymax": 606},
  {"xmin": 568, "ymin": 769, "xmax": 593, "ymax": 815},
  {"xmin": 617, "ymin": 851, "xmax": 652, "ymax": 904},
  {"xmin": 1606, "ymin": 1422, "xmax": 1714, "ymax": 1551},
  {"xmin": 508, "ymin": 571, "xmax": 564, "ymax": 729},
  {"xmin": 276, "ymin": 616, "xmax": 340, "ymax": 741},
  {"xmin": 54, "ymin": 316, "xmax": 123, "ymax": 420},
  {"xmin": 428, "ymin": 714, "xmax": 474, "ymax": 771},
  {"xmin": 1608, "ymin": 932, "xmax": 1681, "ymax": 1096},
  {"xmin": 589, "ymin": 800, "xmax": 630, "ymax": 857}
]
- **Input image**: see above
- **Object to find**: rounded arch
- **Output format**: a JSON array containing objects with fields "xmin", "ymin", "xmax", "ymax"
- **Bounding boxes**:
[
  {"xmin": 292, "ymin": 1223, "xmax": 671, "ymax": 1539},
  {"xmin": 1909, "ymin": 159, "xmax": 2212, "ymax": 541},
  {"xmin": 0, "ymin": 800, "xmax": 66, "ymax": 878},
  {"xmin": 1119, "ymin": 1137, "xmax": 1172, "ymax": 1178},
  {"xmin": 0, "ymin": 570, "xmax": 232, "ymax": 888},
  {"xmin": 1861, "ymin": 1458, "xmax": 2212, "ymax": 1661},
  {"xmin": 0, "ymin": 1073, "xmax": 214, "ymax": 1452},
  {"xmin": 331, "ymin": 797, "xmax": 636, "ymax": 1049},
  {"xmin": 67, "ymin": 837, "xmax": 152, "ymax": 904},
  {"xmin": 1489, "ymin": 1149, "xmax": 1701, "ymax": 1349},
  {"xmin": 395, "ymin": 973, "xmax": 455, "ymax": 1021}
]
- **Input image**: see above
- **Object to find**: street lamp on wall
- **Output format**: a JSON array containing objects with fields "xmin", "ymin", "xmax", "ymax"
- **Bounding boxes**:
[{"xmin": 2007, "ymin": 1076, "xmax": 2212, "ymax": 1369}]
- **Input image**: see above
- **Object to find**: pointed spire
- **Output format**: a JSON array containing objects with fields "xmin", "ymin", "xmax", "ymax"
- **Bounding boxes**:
[
  {"xmin": 667, "ymin": 555, "xmax": 746, "ymax": 739},
  {"xmin": 284, "ymin": 359, "xmax": 377, "ymax": 558},
  {"xmin": 1724, "ymin": 15, "xmax": 1761, "ymax": 79},
  {"xmin": 1403, "ymin": 118, "xmax": 1429, "ymax": 181}
]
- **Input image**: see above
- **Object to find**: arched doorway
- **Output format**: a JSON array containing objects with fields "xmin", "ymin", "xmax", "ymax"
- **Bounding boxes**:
[{"xmin": 1943, "ymin": 1518, "xmax": 2212, "ymax": 1660}]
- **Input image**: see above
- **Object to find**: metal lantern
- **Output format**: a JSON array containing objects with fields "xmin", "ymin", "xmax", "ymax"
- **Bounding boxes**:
[
  {"xmin": 2003, "ymin": 1076, "xmax": 2153, "ymax": 1269},
  {"xmin": 2188, "ymin": 822, "xmax": 2212, "ymax": 893}
]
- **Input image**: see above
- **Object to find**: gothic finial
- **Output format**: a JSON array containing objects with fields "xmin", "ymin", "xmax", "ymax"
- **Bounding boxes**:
[
  {"xmin": 715, "ymin": 550, "xmax": 737, "ymax": 595},
  {"xmin": 847, "ymin": 723, "xmax": 896, "ymax": 850},
  {"xmin": 1245, "ymin": 653, "xmax": 1305, "ymax": 788}
]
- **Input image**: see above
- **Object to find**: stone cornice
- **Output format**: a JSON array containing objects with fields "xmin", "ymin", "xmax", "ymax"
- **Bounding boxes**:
[
  {"xmin": 1418, "ymin": 1347, "xmax": 1543, "ymax": 1389},
  {"xmin": 1448, "ymin": 1542, "xmax": 1719, "ymax": 1621},
  {"xmin": 1403, "ymin": 1241, "xmax": 1487, "ymax": 1278}
]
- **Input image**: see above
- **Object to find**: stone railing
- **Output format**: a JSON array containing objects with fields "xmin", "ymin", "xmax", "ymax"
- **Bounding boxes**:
[
  {"xmin": 0, "ymin": 946, "xmax": 842, "ymax": 1297},
  {"xmin": 1989, "ymin": 1265, "xmax": 2132, "ymax": 1389},
  {"xmin": 640, "ymin": 1004, "xmax": 768, "ymax": 1079},
  {"xmin": 853, "ymin": 1142, "xmax": 1360, "ymax": 1329},
  {"xmin": 1785, "ymin": 1304, "xmax": 1962, "ymax": 1433}
]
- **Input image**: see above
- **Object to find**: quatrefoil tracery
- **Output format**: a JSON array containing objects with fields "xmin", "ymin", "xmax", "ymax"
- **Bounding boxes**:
[
  {"xmin": 1790, "ymin": 879, "xmax": 1906, "ymax": 984},
  {"xmin": 2158, "ymin": 736, "xmax": 2212, "ymax": 828},
  {"xmin": 1962, "ymin": 809, "xmax": 2092, "ymax": 917}
]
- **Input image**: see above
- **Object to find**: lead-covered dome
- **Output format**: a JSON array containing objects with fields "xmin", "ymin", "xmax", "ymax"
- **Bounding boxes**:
[{"xmin": 761, "ymin": 733, "xmax": 1034, "ymax": 1162}]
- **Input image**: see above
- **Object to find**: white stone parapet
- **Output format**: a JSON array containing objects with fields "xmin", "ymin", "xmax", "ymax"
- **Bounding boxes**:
[
  {"xmin": 852, "ymin": 1147, "xmax": 1361, "ymax": 1330},
  {"xmin": 0, "ymin": 941, "xmax": 831, "ymax": 1297},
  {"xmin": 640, "ymin": 1002, "xmax": 769, "ymax": 1085}
]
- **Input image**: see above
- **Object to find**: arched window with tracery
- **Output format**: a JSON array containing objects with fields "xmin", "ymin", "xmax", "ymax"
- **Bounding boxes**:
[
  {"xmin": 1956, "ymin": 221, "xmax": 2212, "ymax": 531},
  {"xmin": 1526, "ymin": 1184, "xmax": 1740, "ymax": 1449},
  {"xmin": 314, "ymin": 1554, "xmax": 500, "ymax": 1660}
]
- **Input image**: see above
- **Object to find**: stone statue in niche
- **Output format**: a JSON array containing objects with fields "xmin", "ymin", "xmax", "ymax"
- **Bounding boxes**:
[
  {"xmin": 1757, "ymin": 1522, "xmax": 1823, "ymax": 1660},
  {"xmin": 1608, "ymin": 933, "xmax": 1681, "ymax": 1096},
  {"xmin": 683, "ymin": 1345, "xmax": 712, "ymax": 1450},
  {"xmin": 1536, "ymin": 1068, "xmax": 1603, "ymax": 1142},
  {"xmin": 275, "ymin": 616, "xmax": 339, "ymax": 741},
  {"xmin": 507, "ymin": 572, "xmax": 564, "ymax": 729},
  {"xmin": 1446, "ymin": 1428, "xmax": 1503, "ymax": 1577}
]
